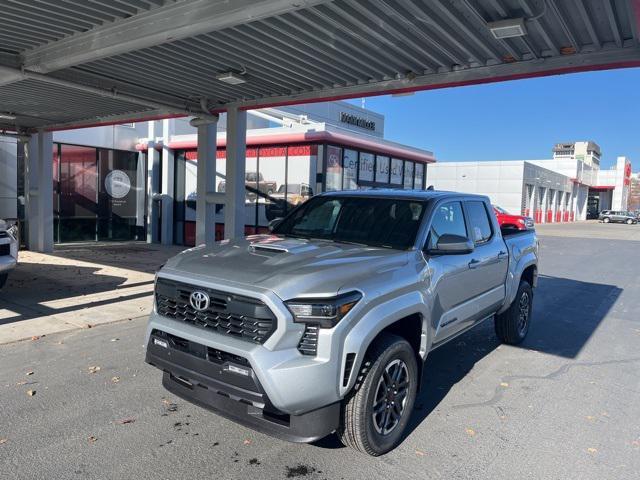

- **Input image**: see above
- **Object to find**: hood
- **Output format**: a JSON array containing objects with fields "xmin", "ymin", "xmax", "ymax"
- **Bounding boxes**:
[{"xmin": 162, "ymin": 234, "xmax": 409, "ymax": 300}]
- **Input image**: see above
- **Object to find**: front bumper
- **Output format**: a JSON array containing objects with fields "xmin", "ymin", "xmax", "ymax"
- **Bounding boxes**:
[
  {"xmin": 145, "ymin": 329, "xmax": 339, "ymax": 442},
  {"xmin": 0, "ymin": 238, "xmax": 17, "ymax": 273}
]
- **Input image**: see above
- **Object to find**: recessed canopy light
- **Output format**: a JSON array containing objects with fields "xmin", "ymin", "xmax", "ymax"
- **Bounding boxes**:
[
  {"xmin": 0, "ymin": 112, "xmax": 16, "ymax": 120},
  {"xmin": 488, "ymin": 18, "xmax": 527, "ymax": 39},
  {"xmin": 216, "ymin": 72, "xmax": 246, "ymax": 85}
]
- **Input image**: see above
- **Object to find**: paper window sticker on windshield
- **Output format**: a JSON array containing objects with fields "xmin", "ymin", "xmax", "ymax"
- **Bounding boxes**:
[{"xmin": 474, "ymin": 226, "xmax": 482, "ymax": 241}]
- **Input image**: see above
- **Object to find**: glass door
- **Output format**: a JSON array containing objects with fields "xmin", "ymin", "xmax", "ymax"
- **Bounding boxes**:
[
  {"xmin": 58, "ymin": 145, "xmax": 98, "ymax": 242},
  {"xmin": 97, "ymin": 149, "xmax": 146, "ymax": 241}
]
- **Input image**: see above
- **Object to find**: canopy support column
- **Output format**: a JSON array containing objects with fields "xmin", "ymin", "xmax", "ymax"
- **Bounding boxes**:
[
  {"xmin": 24, "ymin": 131, "xmax": 53, "ymax": 252},
  {"xmin": 195, "ymin": 115, "xmax": 219, "ymax": 246},
  {"xmin": 224, "ymin": 106, "xmax": 247, "ymax": 240}
]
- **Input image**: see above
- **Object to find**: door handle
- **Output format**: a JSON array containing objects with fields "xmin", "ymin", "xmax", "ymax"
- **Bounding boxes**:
[
  {"xmin": 468, "ymin": 259, "xmax": 481, "ymax": 269},
  {"xmin": 497, "ymin": 250, "xmax": 508, "ymax": 260}
]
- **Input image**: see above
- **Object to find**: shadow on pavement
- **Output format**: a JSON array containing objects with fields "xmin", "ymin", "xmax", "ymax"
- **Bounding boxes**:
[
  {"xmin": 0, "ymin": 260, "xmax": 152, "ymax": 325},
  {"xmin": 315, "ymin": 274, "xmax": 621, "ymax": 449},
  {"xmin": 50, "ymin": 242, "xmax": 181, "ymax": 274}
]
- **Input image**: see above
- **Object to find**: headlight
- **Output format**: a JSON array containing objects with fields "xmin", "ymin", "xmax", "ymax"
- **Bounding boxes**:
[
  {"xmin": 285, "ymin": 291, "xmax": 362, "ymax": 328},
  {"xmin": 6, "ymin": 221, "xmax": 19, "ymax": 240}
]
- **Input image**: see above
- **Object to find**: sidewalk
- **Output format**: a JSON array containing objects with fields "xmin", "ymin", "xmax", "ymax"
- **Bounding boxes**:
[{"xmin": 0, "ymin": 242, "xmax": 183, "ymax": 344}]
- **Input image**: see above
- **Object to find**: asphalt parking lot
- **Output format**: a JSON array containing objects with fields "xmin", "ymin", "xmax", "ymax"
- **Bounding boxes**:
[{"xmin": 1, "ymin": 222, "xmax": 639, "ymax": 480}]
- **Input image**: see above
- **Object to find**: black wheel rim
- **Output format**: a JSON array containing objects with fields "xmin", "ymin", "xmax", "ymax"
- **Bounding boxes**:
[
  {"xmin": 517, "ymin": 291, "xmax": 530, "ymax": 336},
  {"xmin": 372, "ymin": 359, "xmax": 409, "ymax": 435}
]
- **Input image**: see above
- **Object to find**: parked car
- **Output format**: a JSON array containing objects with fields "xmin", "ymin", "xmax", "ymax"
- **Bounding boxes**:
[
  {"xmin": 0, "ymin": 219, "xmax": 19, "ymax": 289},
  {"xmin": 217, "ymin": 172, "xmax": 277, "ymax": 198},
  {"xmin": 598, "ymin": 210, "xmax": 638, "ymax": 224},
  {"xmin": 269, "ymin": 183, "xmax": 313, "ymax": 206},
  {"xmin": 145, "ymin": 190, "xmax": 538, "ymax": 455},
  {"xmin": 493, "ymin": 205, "xmax": 535, "ymax": 230}
]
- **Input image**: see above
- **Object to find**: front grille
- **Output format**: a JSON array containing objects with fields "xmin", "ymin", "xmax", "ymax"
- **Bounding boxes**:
[
  {"xmin": 155, "ymin": 278, "xmax": 277, "ymax": 344},
  {"xmin": 0, "ymin": 243, "xmax": 10, "ymax": 256},
  {"xmin": 298, "ymin": 325, "xmax": 319, "ymax": 356}
]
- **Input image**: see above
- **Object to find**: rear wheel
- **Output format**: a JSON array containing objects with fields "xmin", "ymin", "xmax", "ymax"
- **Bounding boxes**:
[
  {"xmin": 0, "ymin": 273, "xmax": 7, "ymax": 290},
  {"xmin": 495, "ymin": 280, "xmax": 532, "ymax": 345},
  {"xmin": 337, "ymin": 333, "xmax": 418, "ymax": 456},
  {"xmin": 603, "ymin": 217, "xmax": 611, "ymax": 223}
]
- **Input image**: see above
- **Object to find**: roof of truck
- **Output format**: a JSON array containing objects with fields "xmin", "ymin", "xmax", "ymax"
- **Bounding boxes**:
[{"xmin": 321, "ymin": 189, "xmax": 488, "ymax": 202}]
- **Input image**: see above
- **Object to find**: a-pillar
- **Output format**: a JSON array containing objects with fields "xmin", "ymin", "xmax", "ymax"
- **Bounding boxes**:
[
  {"xmin": 24, "ymin": 130, "xmax": 53, "ymax": 252},
  {"xmin": 195, "ymin": 116, "xmax": 219, "ymax": 245},
  {"xmin": 160, "ymin": 119, "xmax": 174, "ymax": 245},
  {"xmin": 224, "ymin": 106, "xmax": 247, "ymax": 240},
  {"xmin": 146, "ymin": 121, "xmax": 161, "ymax": 243}
]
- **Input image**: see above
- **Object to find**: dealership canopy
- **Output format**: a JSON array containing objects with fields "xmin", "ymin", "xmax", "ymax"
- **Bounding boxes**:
[{"xmin": 1, "ymin": 0, "xmax": 639, "ymax": 131}]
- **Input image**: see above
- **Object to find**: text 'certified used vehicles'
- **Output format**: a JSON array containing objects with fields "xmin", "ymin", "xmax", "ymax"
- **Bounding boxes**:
[
  {"xmin": 598, "ymin": 210, "xmax": 638, "ymax": 224},
  {"xmin": 145, "ymin": 190, "xmax": 538, "ymax": 455}
]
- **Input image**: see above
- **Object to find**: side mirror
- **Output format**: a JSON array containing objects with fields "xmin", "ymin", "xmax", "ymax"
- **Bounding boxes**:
[
  {"xmin": 427, "ymin": 234, "xmax": 474, "ymax": 255},
  {"xmin": 268, "ymin": 217, "xmax": 283, "ymax": 232}
]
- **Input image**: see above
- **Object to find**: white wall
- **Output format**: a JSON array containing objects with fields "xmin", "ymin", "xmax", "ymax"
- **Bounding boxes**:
[
  {"xmin": 53, "ymin": 123, "xmax": 145, "ymax": 151},
  {"xmin": 0, "ymin": 136, "xmax": 17, "ymax": 219},
  {"xmin": 426, "ymin": 161, "xmax": 525, "ymax": 214}
]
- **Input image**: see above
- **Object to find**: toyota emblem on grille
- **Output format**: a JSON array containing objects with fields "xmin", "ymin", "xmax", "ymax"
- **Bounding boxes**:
[{"xmin": 189, "ymin": 291, "xmax": 210, "ymax": 311}]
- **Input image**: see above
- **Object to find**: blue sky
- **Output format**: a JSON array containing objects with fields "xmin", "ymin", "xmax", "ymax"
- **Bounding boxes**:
[{"xmin": 347, "ymin": 67, "xmax": 640, "ymax": 169}]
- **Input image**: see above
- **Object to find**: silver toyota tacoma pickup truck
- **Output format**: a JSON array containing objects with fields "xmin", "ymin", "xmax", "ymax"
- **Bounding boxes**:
[
  {"xmin": 0, "ymin": 219, "xmax": 19, "ymax": 290},
  {"xmin": 145, "ymin": 190, "xmax": 538, "ymax": 455}
]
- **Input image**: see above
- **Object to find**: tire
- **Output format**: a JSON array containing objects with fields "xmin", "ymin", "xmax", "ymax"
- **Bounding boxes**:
[
  {"xmin": 627, "ymin": 218, "xmax": 633, "ymax": 225},
  {"xmin": 495, "ymin": 280, "xmax": 533, "ymax": 345},
  {"xmin": 603, "ymin": 217, "xmax": 610, "ymax": 223},
  {"xmin": 0, "ymin": 273, "xmax": 7, "ymax": 290},
  {"xmin": 337, "ymin": 333, "xmax": 418, "ymax": 456}
]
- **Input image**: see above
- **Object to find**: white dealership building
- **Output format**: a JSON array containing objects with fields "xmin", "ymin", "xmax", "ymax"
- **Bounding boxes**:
[
  {"xmin": 0, "ymin": 101, "xmax": 435, "ymax": 246},
  {"xmin": 427, "ymin": 142, "xmax": 633, "ymax": 222}
]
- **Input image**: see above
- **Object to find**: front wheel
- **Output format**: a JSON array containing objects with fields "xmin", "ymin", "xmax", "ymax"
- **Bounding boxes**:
[
  {"xmin": 603, "ymin": 217, "xmax": 611, "ymax": 223},
  {"xmin": 337, "ymin": 333, "xmax": 418, "ymax": 456},
  {"xmin": 495, "ymin": 280, "xmax": 533, "ymax": 345},
  {"xmin": 627, "ymin": 218, "xmax": 634, "ymax": 225}
]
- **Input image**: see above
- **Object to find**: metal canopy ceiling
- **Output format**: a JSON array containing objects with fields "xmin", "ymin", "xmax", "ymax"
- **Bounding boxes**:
[{"xmin": 1, "ymin": 0, "xmax": 639, "ymax": 132}]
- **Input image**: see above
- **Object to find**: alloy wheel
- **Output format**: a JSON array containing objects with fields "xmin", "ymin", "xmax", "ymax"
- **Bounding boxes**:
[
  {"xmin": 372, "ymin": 359, "xmax": 409, "ymax": 435},
  {"xmin": 517, "ymin": 291, "xmax": 530, "ymax": 336}
]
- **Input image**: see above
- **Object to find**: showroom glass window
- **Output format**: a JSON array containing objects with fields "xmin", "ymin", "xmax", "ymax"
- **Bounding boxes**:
[
  {"xmin": 54, "ymin": 144, "xmax": 145, "ymax": 243},
  {"xmin": 376, "ymin": 156, "xmax": 390, "ymax": 183},
  {"xmin": 390, "ymin": 158, "xmax": 403, "ymax": 185},
  {"xmin": 403, "ymin": 161, "xmax": 414, "ymax": 189},
  {"xmin": 359, "ymin": 152, "xmax": 375, "ymax": 182},
  {"xmin": 465, "ymin": 201, "xmax": 493, "ymax": 244},
  {"xmin": 414, "ymin": 163, "xmax": 424, "ymax": 189},
  {"xmin": 342, "ymin": 149, "xmax": 358, "ymax": 190},
  {"xmin": 175, "ymin": 145, "xmax": 316, "ymax": 246},
  {"xmin": 325, "ymin": 145, "xmax": 343, "ymax": 191}
]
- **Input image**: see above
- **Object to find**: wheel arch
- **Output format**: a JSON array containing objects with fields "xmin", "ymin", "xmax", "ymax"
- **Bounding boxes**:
[{"xmin": 341, "ymin": 303, "xmax": 428, "ymax": 398}]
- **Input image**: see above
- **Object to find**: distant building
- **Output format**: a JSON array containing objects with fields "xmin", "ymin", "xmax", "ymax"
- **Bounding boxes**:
[
  {"xmin": 629, "ymin": 173, "xmax": 640, "ymax": 212},
  {"xmin": 552, "ymin": 141, "xmax": 601, "ymax": 167},
  {"xmin": 427, "ymin": 141, "xmax": 632, "ymax": 223}
]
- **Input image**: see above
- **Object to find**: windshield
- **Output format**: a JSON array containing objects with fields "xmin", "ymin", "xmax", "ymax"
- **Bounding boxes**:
[
  {"xmin": 273, "ymin": 196, "xmax": 426, "ymax": 250},
  {"xmin": 493, "ymin": 205, "xmax": 509, "ymax": 214}
]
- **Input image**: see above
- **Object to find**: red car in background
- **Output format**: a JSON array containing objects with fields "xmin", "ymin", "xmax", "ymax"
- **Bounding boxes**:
[{"xmin": 493, "ymin": 205, "xmax": 535, "ymax": 230}]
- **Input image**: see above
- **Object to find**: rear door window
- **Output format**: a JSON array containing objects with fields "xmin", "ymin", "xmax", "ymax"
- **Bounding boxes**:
[{"xmin": 465, "ymin": 201, "xmax": 493, "ymax": 244}]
